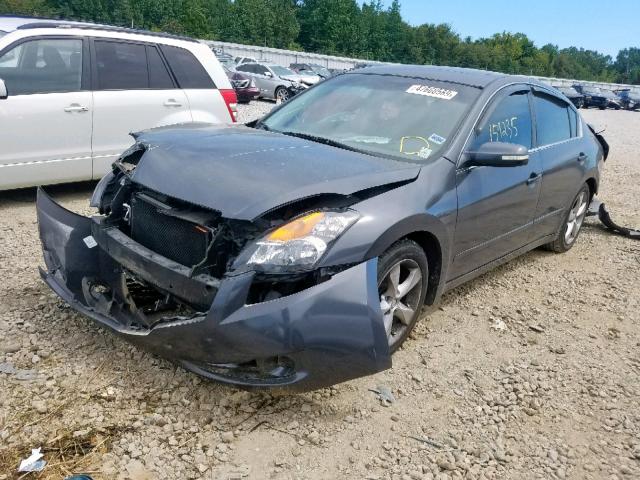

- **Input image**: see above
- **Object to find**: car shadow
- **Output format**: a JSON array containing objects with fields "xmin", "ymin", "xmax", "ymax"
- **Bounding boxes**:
[{"xmin": 0, "ymin": 181, "xmax": 97, "ymax": 207}]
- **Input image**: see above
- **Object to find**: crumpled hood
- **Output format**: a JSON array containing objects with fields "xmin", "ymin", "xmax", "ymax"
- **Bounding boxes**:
[
  {"xmin": 128, "ymin": 123, "xmax": 420, "ymax": 220},
  {"xmin": 280, "ymin": 74, "xmax": 319, "ymax": 85}
]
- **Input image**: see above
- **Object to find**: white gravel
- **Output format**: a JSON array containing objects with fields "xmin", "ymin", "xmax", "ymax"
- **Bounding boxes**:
[
  {"xmin": 0, "ymin": 108, "xmax": 638, "ymax": 479},
  {"xmin": 237, "ymin": 99, "xmax": 275, "ymax": 123}
]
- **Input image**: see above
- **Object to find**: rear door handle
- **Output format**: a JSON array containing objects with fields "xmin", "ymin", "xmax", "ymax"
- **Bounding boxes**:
[
  {"xmin": 527, "ymin": 172, "xmax": 542, "ymax": 185},
  {"xmin": 64, "ymin": 104, "xmax": 89, "ymax": 112},
  {"xmin": 163, "ymin": 99, "xmax": 182, "ymax": 107},
  {"xmin": 577, "ymin": 153, "xmax": 588, "ymax": 163}
]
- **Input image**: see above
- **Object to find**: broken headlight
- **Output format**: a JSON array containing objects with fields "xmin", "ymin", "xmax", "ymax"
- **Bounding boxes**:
[{"xmin": 239, "ymin": 210, "xmax": 359, "ymax": 272}]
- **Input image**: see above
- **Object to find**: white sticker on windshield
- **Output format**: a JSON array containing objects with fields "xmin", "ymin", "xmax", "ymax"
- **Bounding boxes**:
[
  {"xmin": 83, "ymin": 235, "xmax": 97, "ymax": 249},
  {"xmin": 428, "ymin": 133, "xmax": 446, "ymax": 145},
  {"xmin": 417, "ymin": 147, "xmax": 432, "ymax": 159},
  {"xmin": 406, "ymin": 85, "xmax": 458, "ymax": 100}
]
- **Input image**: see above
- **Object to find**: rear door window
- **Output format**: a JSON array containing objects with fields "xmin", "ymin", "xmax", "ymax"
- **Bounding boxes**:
[
  {"xmin": 533, "ymin": 93, "xmax": 572, "ymax": 146},
  {"xmin": 160, "ymin": 45, "xmax": 215, "ymax": 89},
  {"xmin": 235, "ymin": 63, "xmax": 253, "ymax": 73},
  {"xmin": 95, "ymin": 40, "xmax": 147, "ymax": 90},
  {"xmin": 0, "ymin": 38, "xmax": 83, "ymax": 95},
  {"xmin": 255, "ymin": 64, "xmax": 269, "ymax": 75},
  {"xmin": 470, "ymin": 90, "xmax": 533, "ymax": 150},
  {"xmin": 146, "ymin": 45, "xmax": 173, "ymax": 89}
]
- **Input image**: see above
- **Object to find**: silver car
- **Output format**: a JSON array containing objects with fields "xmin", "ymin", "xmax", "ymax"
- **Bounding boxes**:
[{"xmin": 235, "ymin": 62, "xmax": 319, "ymax": 102}]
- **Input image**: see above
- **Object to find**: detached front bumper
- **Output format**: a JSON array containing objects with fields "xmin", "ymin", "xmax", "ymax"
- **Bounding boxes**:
[{"xmin": 36, "ymin": 189, "xmax": 390, "ymax": 392}]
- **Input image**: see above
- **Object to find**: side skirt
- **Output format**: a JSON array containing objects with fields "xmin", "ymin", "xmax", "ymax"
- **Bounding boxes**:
[{"xmin": 443, "ymin": 233, "xmax": 556, "ymax": 293}]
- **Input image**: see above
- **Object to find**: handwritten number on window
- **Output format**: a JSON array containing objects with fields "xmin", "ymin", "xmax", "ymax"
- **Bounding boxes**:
[{"xmin": 488, "ymin": 117, "xmax": 518, "ymax": 142}]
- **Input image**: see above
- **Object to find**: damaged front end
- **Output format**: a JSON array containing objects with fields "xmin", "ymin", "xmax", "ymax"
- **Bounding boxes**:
[{"xmin": 37, "ymin": 145, "xmax": 391, "ymax": 391}]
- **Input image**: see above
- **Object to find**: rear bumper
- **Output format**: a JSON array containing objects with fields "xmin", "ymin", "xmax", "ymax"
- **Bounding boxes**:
[
  {"xmin": 235, "ymin": 87, "xmax": 260, "ymax": 102},
  {"xmin": 36, "ymin": 188, "xmax": 390, "ymax": 392}
]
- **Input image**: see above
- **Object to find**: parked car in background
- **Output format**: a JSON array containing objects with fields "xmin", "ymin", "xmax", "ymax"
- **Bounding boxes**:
[
  {"xmin": 38, "ymin": 65, "xmax": 607, "ymax": 391},
  {"xmin": 235, "ymin": 62, "xmax": 313, "ymax": 102},
  {"xmin": 289, "ymin": 63, "xmax": 332, "ymax": 79},
  {"xmin": 212, "ymin": 48, "xmax": 235, "ymax": 68},
  {"xmin": 223, "ymin": 66, "xmax": 259, "ymax": 103},
  {"xmin": 235, "ymin": 56, "xmax": 257, "ymax": 66},
  {"xmin": 216, "ymin": 55, "xmax": 236, "ymax": 70},
  {"xmin": 573, "ymin": 85, "xmax": 608, "ymax": 109},
  {"xmin": 601, "ymin": 89, "xmax": 622, "ymax": 110},
  {"xmin": 0, "ymin": 17, "xmax": 236, "ymax": 190},
  {"xmin": 614, "ymin": 89, "xmax": 640, "ymax": 110},
  {"xmin": 553, "ymin": 85, "xmax": 584, "ymax": 108}
]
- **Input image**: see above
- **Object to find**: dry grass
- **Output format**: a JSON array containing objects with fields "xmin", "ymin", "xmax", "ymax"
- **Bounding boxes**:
[{"xmin": 0, "ymin": 425, "xmax": 131, "ymax": 479}]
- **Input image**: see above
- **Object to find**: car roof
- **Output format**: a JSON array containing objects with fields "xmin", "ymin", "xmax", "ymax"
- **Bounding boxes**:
[
  {"xmin": 0, "ymin": 15, "xmax": 197, "ymax": 43},
  {"xmin": 349, "ymin": 64, "xmax": 525, "ymax": 89},
  {"xmin": 0, "ymin": 15, "xmax": 59, "ymax": 32}
]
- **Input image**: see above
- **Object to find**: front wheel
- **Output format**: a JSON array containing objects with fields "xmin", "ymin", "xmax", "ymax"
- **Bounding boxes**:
[
  {"xmin": 275, "ymin": 87, "xmax": 290, "ymax": 104},
  {"xmin": 544, "ymin": 184, "xmax": 590, "ymax": 253},
  {"xmin": 377, "ymin": 240, "xmax": 428, "ymax": 352}
]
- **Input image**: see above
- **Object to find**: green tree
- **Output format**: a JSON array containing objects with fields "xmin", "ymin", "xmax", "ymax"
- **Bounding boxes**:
[
  {"xmin": 0, "ymin": 0, "xmax": 636, "ymax": 84},
  {"xmin": 0, "ymin": 0, "xmax": 55, "ymax": 16},
  {"xmin": 297, "ymin": 0, "xmax": 361, "ymax": 55}
]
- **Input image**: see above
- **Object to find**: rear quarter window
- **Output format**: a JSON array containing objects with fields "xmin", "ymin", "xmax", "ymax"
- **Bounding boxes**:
[{"xmin": 160, "ymin": 45, "xmax": 215, "ymax": 89}]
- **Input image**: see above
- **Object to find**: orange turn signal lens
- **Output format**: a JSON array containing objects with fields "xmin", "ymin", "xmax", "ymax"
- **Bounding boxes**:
[{"xmin": 267, "ymin": 212, "xmax": 325, "ymax": 242}]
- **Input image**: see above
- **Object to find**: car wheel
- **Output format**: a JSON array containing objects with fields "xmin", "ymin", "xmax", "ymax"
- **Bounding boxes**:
[
  {"xmin": 544, "ymin": 184, "xmax": 590, "ymax": 253},
  {"xmin": 275, "ymin": 87, "xmax": 290, "ymax": 103},
  {"xmin": 377, "ymin": 239, "xmax": 428, "ymax": 353}
]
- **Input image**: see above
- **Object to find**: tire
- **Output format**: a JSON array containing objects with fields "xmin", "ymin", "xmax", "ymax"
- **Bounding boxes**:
[
  {"xmin": 274, "ymin": 87, "xmax": 290, "ymax": 103},
  {"xmin": 377, "ymin": 239, "xmax": 428, "ymax": 353},
  {"xmin": 543, "ymin": 184, "xmax": 590, "ymax": 253}
]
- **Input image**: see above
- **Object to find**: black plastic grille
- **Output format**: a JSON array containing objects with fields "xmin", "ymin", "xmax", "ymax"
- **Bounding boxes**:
[{"xmin": 130, "ymin": 195, "xmax": 209, "ymax": 267}]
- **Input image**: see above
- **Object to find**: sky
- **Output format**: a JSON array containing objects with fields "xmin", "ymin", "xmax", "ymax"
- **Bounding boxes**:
[{"xmin": 370, "ymin": 0, "xmax": 638, "ymax": 58}]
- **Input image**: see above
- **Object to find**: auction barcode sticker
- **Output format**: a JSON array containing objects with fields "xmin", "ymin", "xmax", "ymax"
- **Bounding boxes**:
[{"xmin": 406, "ymin": 85, "xmax": 458, "ymax": 99}]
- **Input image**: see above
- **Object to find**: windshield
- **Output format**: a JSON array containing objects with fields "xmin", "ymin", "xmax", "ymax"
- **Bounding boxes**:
[
  {"xmin": 260, "ymin": 73, "xmax": 479, "ymax": 162},
  {"xmin": 584, "ymin": 87, "xmax": 602, "ymax": 94},
  {"xmin": 270, "ymin": 65, "xmax": 296, "ymax": 77}
]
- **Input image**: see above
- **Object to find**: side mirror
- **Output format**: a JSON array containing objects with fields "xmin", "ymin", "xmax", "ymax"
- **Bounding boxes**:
[
  {"xmin": 465, "ymin": 142, "xmax": 529, "ymax": 167},
  {"xmin": 264, "ymin": 71, "xmax": 273, "ymax": 78},
  {"xmin": 0, "ymin": 79, "xmax": 7, "ymax": 99}
]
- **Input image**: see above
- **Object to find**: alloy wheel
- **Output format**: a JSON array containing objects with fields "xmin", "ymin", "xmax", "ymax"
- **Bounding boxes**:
[
  {"xmin": 564, "ymin": 190, "xmax": 588, "ymax": 245},
  {"xmin": 378, "ymin": 259, "xmax": 423, "ymax": 348},
  {"xmin": 276, "ymin": 88, "xmax": 290, "ymax": 103}
]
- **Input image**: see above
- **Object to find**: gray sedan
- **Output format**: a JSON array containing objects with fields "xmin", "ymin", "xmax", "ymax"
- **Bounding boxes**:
[
  {"xmin": 37, "ymin": 65, "xmax": 607, "ymax": 392},
  {"xmin": 235, "ymin": 62, "xmax": 319, "ymax": 102}
]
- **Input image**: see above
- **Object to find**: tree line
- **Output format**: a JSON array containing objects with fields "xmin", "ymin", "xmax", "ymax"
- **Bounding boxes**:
[{"xmin": 3, "ymin": 0, "xmax": 639, "ymax": 85}]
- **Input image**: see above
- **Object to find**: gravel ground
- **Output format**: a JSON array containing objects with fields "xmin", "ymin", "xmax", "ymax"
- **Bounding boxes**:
[{"xmin": 0, "ymin": 105, "xmax": 638, "ymax": 480}]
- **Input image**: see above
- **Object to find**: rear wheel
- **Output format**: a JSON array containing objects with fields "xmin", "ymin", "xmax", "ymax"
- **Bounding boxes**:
[
  {"xmin": 377, "ymin": 240, "xmax": 428, "ymax": 352},
  {"xmin": 544, "ymin": 184, "xmax": 590, "ymax": 253}
]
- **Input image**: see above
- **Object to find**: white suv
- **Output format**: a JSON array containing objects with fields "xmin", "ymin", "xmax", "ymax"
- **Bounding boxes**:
[{"xmin": 0, "ymin": 17, "xmax": 237, "ymax": 190}]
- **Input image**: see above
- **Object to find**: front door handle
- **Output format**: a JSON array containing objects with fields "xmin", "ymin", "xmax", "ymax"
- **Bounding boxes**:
[
  {"xmin": 526, "ymin": 172, "xmax": 542, "ymax": 185},
  {"xmin": 163, "ymin": 99, "xmax": 182, "ymax": 107},
  {"xmin": 64, "ymin": 104, "xmax": 89, "ymax": 112},
  {"xmin": 577, "ymin": 152, "xmax": 588, "ymax": 163}
]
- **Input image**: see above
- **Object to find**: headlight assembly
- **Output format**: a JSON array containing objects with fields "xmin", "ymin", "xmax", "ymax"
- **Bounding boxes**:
[{"xmin": 238, "ymin": 210, "xmax": 360, "ymax": 272}]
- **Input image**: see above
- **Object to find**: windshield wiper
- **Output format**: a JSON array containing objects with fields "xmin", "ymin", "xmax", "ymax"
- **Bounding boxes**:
[{"xmin": 279, "ymin": 131, "xmax": 369, "ymax": 155}]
